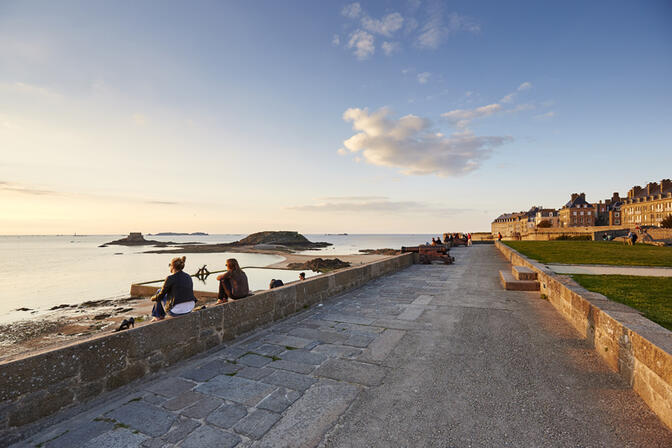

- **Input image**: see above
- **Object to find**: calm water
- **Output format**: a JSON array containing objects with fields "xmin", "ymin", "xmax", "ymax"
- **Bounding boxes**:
[{"xmin": 0, "ymin": 233, "xmax": 433, "ymax": 322}]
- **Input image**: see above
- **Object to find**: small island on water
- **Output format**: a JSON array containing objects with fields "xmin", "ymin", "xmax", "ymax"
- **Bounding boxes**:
[{"xmin": 149, "ymin": 232, "xmax": 208, "ymax": 236}]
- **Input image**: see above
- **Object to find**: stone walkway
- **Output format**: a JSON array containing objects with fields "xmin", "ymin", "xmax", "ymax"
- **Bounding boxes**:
[
  {"xmin": 546, "ymin": 263, "xmax": 672, "ymax": 277},
  {"xmin": 13, "ymin": 246, "xmax": 672, "ymax": 447}
]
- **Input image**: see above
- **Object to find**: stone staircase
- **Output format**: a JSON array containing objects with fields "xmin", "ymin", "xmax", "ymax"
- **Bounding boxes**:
[{"xmin": 499, "ymin": 265, "xmax": 540, "ymax": 291}]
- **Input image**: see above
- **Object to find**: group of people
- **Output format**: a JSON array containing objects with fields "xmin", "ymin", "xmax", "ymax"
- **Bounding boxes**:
[
  {"xmin": 150, "ymin": 256, "xmax": 308, "ymax": 321},
  {"xmin": 150, "ymin": 256, "xmax": 250, "ymax": 321},
  {"xmin": 432, "ymin": 233, "xmax": 474, "ymax": 246}
]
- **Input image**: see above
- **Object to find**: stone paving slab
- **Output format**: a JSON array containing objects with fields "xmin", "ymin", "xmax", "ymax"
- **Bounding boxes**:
[
  {"xmin": 314, "ymin": 358, "xmax": 387, "ymax": 386},
  {"xmin": 106, "ymin": 401, "xmax": 177, "ymax": 437},
  {"xmin": 195, "ymin": 375, "xmax": 276, "ymax": 406},
  {"xmin": 82, "ymin": 428, "xmax": 148, "ymax": 448},
  {"xmin": 180, "ymin": 425, "xmax": 240, "ymax": 448},
  {"xmin": 358, "ymin": 329, "xmax": 406, "ymax": 363},
  {"xmin": 255, "ymin": 380, "xmax": 360, "ymax": 448}
]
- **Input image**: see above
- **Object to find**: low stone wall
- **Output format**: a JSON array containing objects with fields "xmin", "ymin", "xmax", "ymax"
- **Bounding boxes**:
[
  {"xmin": 495, "ymin": 242, "xmax": 672, "ymax": 429},
  {"xmin": 0, "ymin": 253, "xmax": 415, "ymax": 443}
]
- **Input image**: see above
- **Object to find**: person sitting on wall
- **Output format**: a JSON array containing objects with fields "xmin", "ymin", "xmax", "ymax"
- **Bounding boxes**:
[
  {"xmin": 436, "ymin": 236, "xmax": 443, "ymax": 244},
  {"xmin": 150, "ymin": 256, "xmax": 196, "ymax": 321},
  {"xmin": 299, "ymin": 272, "xmax": 306, "ymax": 281},
  {"xmin": 431, "ymin": 237, "xmax": 437, "ymax": 246},
  {"xmin": 269, "ymin": 278, "xmax": 284, "ymax": 289},
  {"xmin": 216, "ymin": 258, "xmax": 249, "ymax": 304}
]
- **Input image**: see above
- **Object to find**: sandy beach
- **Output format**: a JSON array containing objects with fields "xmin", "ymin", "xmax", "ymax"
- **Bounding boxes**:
[{"xmin": 0, "ymin": 251, "xmax": 391, "ymax": 363}]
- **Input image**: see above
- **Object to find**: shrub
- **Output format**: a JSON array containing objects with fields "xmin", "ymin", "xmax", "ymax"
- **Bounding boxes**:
[
  {"xmin": 537, "ymin": 220, "xmax": 553, "ymax": 228},
  {"xmin": 661, "ymin": 214, "xmax": 672, "ymax": 229},
  {"xmin": 554, "ymin": 234, "xmax": 591, "ymax": 241}
]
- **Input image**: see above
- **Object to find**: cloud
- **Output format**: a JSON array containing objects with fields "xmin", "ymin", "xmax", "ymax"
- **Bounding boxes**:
[
  {"xmin": 339, "ymin": 107, "xmax": 512, "ymax": 176},
  {"xmin": 441, "ymin": 104, "xmax": 502, "ymax": 127},
  {"xmin": 145, "ymin": 200, "xmax": 179, "ymax": 205},
  {"xmin": 501, "ymin": 81, "xmax": 533, "ymax": 103},
  {"xmin": 0, "ymin": 181, "xmax": 58, "ymax": 196},
  {"xmin": 382, "ymin": 41, "xmax": 400, "ymax": 55},
  {"xmin": 534, "ymin": 111, "xmax": 555, "ymax": 120},
  {"xmin": 341, "ymin": 3, "xmax": 362, "ymax": 19},
  {"xmin": 347, "ymin": 30, "xmax": 375, "ymax": 60},
  {"xmin": 417, "ymin": 10, "xmax": 479, "ymax": 49},
  {"xmin": 0, "ymin": 82, "xmax": 60, "ymax": 98},
  {"xmin": 290, "ymin": 196, "xmax": 470, "ymax": 214},
  {"xmin": 362, "ymin": 12, "xmax": 404, "ymax": 37},
  {"xmin": 518, "ymin": 81, "xmax": 532, "ymax": 91},
  {"xmin": 417, "ymin": 72, "xmax": 431, "ymax": 84},
  {"xmin": 332, "ymin": 34, "xmax": 340, "ymax": 46},
  {"xmin": 319, "ymin": 195, "xmax": 389, "ymax": 201}
]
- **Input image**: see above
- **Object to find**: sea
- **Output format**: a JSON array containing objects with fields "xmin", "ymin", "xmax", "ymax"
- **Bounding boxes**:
[{"xmin": 0, "ymin": 234, "xmax": 434, "ymax": 323}]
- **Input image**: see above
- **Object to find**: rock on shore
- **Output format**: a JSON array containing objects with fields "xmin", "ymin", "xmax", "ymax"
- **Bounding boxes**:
[
  {"xmin": 144, "ymin": 231, "xmax": 332, "ymax": 253},
  {"xmin": 287, "ymin": 257, "xmax": 351, "ymax": 272}
]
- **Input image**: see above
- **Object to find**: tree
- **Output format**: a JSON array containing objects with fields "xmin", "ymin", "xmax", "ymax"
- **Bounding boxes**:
[
  {"xmin": 537, "ymin": 220, "xmax": 552, "ymax": 228},
  {"xmin": 661, "ymin": 214, "xmax": 672, "ymax": 229}
]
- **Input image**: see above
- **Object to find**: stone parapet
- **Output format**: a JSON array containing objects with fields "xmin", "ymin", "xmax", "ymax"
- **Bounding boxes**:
[
  {"xmin": 0, "ymin": 253, "xmax": 414, "ymax": 444},
  {"xmin": 495, "ymin": 241, "xmax": 672, "ymax": 429}
]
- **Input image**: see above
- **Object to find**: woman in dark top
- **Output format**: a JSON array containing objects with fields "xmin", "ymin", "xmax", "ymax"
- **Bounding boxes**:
[
  {"xmin": 151, "ymin": 256, "xmax": 196, "ymax": 321},
  {"xmin": 216, "ymin": 258, "xmax": 249, "ymax": 304}
]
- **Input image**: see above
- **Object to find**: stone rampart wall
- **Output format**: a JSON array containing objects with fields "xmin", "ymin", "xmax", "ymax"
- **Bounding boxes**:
[
  {"xmin": 495, "ymin": 242, "xmax": 672, "ymax": 429},
  {"xmin": 0, "ymin": 253, "xmax": 415, "ymax": 442}
]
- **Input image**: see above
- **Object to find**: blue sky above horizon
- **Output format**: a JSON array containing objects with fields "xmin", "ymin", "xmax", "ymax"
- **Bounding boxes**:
[{"xmin": 1, "ymin": 0, "xmax": 671, "ymax": 234}]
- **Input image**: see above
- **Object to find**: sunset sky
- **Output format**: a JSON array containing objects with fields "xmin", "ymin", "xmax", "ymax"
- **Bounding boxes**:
[{"xmin": 1, "ymin": 1, "xmax": 671, "ymax": 235}]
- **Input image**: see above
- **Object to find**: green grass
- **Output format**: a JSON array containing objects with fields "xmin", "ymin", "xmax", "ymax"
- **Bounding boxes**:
[
  {"xmin": 571, "ymin": 274, "xmax": 672, "ymax": 331},
  {"xmin": 504, "ymin": 241, "xmax": 672, "ymax": 267}
]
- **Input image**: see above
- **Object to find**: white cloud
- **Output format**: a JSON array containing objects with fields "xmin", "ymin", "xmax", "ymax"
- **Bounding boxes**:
[
  {"xmin": 417, "ymin": 10, "xmax": 480, "ymax": 49},
  {"xmin": 534, "ymin": 111, "xmax": 555, "ymax": 119},
  {"xmin": 291, "ymin": 195, "xmax": 469, "ymax": 214},
  {"xmin": 441, "ymin": 103, "xmax": 502, "ymax": 128},
  {"xmin": 348, "ymin": 30, "xmax": 375, "ymax": 60},
  {"xmin": 382, "ymin": 41, "xmax": 400, "ymax": 55},
  {"xmin": 417, "ymin": 72, "xmax": 431, "ymax": 84},
  {"xmin": 342, "ymin": 2, "xmax": 362, "ymax": 19},
  {"xmin": 339, "ymin": 107, "xmax": 511, "ymax": 176},
  {"xmin": 362, "ymin": 12, "xmax": 404, "ymax": 37},
  {"xmin": 0, "ymin": 81, "xmax": 60, "ymax": 98},
  {"xmin": 518, "ymin": 81, "xmax": 532, "ymax": 91},
  {"xmin": 332, "ymin": 34, "xmax": 341, "ymax": 46}
]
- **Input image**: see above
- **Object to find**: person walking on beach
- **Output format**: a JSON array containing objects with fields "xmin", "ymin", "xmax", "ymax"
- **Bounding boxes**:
[
  {"xmin": 151, "ymin": 256, "xmax": 196, "ymax": 321},
  {"xmin": 467, "ymin": 233, "xmax": 472, "ymax": 246},
  {"xmin": 216, "ymin": 258, "xmax": 249, "ymax": 303}
]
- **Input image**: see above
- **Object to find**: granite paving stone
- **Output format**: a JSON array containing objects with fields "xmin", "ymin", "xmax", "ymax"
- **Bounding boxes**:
[
  {"xmin": 205, "ymin": 402, "xmax": 248, "ymax": 429},
  {"xmin": 81, "ymin": 428, "xmax": 148, "ymax": 448},
  {"xmin": 278, "ymin": 349, "xmax": 327, "ymax": 365},
  {"xmin": 314, "ymin": 358, "xmax": 388, "ymax": 386},
  {"xmin": 180, "ymin": 425, "xmax": 240, "ymax": 448},
  {"xmin": 312, "ymin": 343, "xmax": 363, "ymax": 359},
  {"xmin": 238, "ymin": 353, "xmax": 273, "ymax": 367},
  {"xmin": 144, "ymin": 377, "xmax": 196, "ymax": 397},
  {"xmin": 215, "ymin": 346, "xmax": 248, "ymax": 361},
  {"xmin": 106, "ymin": 401, "xmax": 177, "ymax": 437},
  {"xmin": 252, "ymin": 343, "xmax": 286, "ymax": 357},
  {"xmin": 180, "ymin": 359, "xmax": 240, "ymax": 382},
  {"xmin": 358, "ymin": 329, "xmax": 406, "ymax": 363},
  {"xmin": 143, "ymin": 392, "xmax": 168, "ymax": 406},
  {"xmin": 288, "ymin": 327, "xmax": 348, "ymax": 344},
  {"xmin": 262, "ymin": 369, "xmax": 317, "ymax": 391},
  {"xmin": 343, "ymin": 333, "xmax": 376, "ymax": 348},
  {"xmin": 236, "ymin": 366, "xmax": 274, "ymax": 380},
  {"xmin": 195, "ymin": 375, "xmax": 276, "ymax": 406},
  {"xmin": 263, "ymin": 334, "xmax": 315, "ymax": 349},
  {"xmin": 233, "ymin": 409, "xmax": 282, "ymax": 439},
  {"xmin": 256, "ymin": 388, "xmax": 301, "ymax": 413},
  {"xmin": 161, "ymin": 417, "xmax": 200, "ymax": 444},
  {"xmin": 161, "ymin": 391, "xmax": 205, "ymax": 411},
  {"xmin": 255, "ymin": 380, "xmax": 360, "ymax": 448},
  {"xmin": 180, "ymin": 396, "xmax": 224, "ymax": 419},
  {"xmin": 268, "ymin": 359, "xmax": 315, "ymax": 374}
]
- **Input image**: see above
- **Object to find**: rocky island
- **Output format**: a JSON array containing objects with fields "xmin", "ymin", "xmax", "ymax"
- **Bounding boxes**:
[
  {"xmin": 100, "ymin": 232, "xmax": 202, "ymax": 247},
  {"xmin": 144, "ymin": 230, "xmax": 331, "ymax": 254}
]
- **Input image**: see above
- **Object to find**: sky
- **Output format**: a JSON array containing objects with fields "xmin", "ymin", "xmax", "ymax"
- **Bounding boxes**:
[{"xmin": 1, "ymin": 0, "xmax": 671, "ymax": 235}]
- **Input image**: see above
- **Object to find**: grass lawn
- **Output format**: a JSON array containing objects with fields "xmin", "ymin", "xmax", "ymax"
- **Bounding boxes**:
[
  {"xmin": 504, "ymin": 241, "xmax": 672, "ymax": 267},
  {"xmin": 571, "ymin": 275, "xmax": 672, "ymax": 331}
]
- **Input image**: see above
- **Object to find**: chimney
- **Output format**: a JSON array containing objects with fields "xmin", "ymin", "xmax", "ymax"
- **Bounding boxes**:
[
  {"xmin": 571, "ymin": 193, "xmax": 579, "ymax": 202},
  {"xmin": 579, "ymin": 192, "xmax": 586, "ymax": 201},
  {"xmin": 612, "ymin": 192, "xmax": 621, "ymax": 202},
  {"xmin": 647, "ymin": 182, "xmax": 659, "ymax": 196},
  {"xmin": 629, "ymin": 186, "xmax": 642, "ymax": 199},
  {"xmin": 661, "ymin": 179, "xmax": 672, "ymax": 193}
]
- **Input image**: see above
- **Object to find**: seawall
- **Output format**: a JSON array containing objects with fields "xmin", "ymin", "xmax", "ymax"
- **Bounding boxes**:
[
  {"xmin": 496, "ymin": 241, "xmax": 672, "ymax": 429},
  {"xmin": 0, "ymin": 253, "xmax": 415, "ymax": 444}
]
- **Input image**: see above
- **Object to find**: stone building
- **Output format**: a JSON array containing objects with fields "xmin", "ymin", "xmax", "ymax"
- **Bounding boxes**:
[
  {"xmin": 534, "ymin": 208, "xmax": 559, "ymax": 227},
  {"xmin": 558, "ymin": 193, "xmax": 596, "ymax": 227},
  {"xmin": 593, "ymin": 192, "xmax": 623, "ymax": 226},
  {"xmin": 491, "ymin": 207, "xmax": 542, "ymax": 237},
  {"xmin": 621, "ymin": 179, "xmax": 672, "ymax": 227}
]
